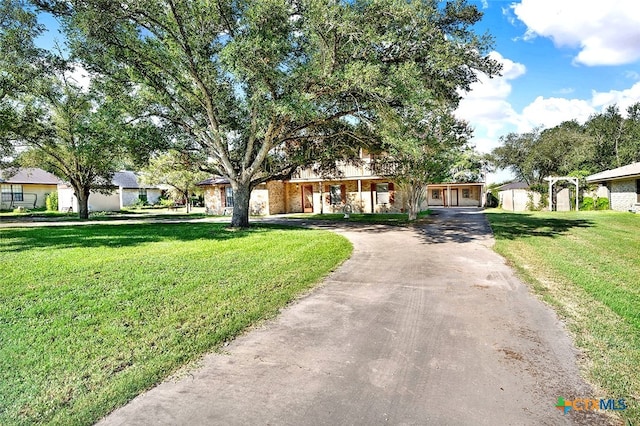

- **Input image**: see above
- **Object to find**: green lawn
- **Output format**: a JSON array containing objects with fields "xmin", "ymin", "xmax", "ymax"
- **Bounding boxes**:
[
  {"xmin": 0, "ymin": 222, "xmax": 352, "ymax": 425},
  {"xmin": 485, "ymin": 209, "xmax": 640, "ymax": 422}
]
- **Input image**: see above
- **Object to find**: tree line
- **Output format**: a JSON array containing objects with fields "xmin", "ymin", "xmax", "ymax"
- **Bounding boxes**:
[{"xmin": 491, "ymin": 104, "xmax": 640, "ymax": 187}]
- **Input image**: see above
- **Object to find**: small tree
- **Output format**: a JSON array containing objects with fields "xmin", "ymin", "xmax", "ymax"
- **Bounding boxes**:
[
  {"xmin": 141, "ymin": 150, "xmax": 209, "ymax": 213},
  {"xmin": 14, "ymin": 70, "xmax": 161, "ymax": 218},
  {"xmin": 376, "ymin": 104, "xmax": 472, "ymax": 220}
]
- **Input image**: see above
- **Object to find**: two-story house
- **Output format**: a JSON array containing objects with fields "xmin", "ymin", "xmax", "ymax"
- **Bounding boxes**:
[{"xmin": 199, "ymin": 150, "xmax": 485, "ymax": 215}]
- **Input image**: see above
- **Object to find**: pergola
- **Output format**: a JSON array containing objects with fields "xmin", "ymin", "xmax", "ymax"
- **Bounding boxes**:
[{"xmin": 545, "ymin": 176, "xmax": 579, "ymax": 211}]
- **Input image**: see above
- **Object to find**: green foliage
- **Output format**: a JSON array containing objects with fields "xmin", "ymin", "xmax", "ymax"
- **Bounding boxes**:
[
  {"xmin": 580, "ymin": 196, "xmax": 594, "ymax": 211},
  {"xmin": 35, "ymin": 0, "xmax": 500, "ymax": 227},
  {"xmin": 140, "ymin": 150, "xmax": 208, "ymax": 213},
  {"xmin": 490, "ymin": 104, "xmax": 640, "ymax": 183},
  {"xmin": 375, "ymin": 105, "xmax": 473, "ymax": 220},
  {"xmin": 45, "ymin": 191, "xmax": 58, "ymax": 211},
  {"xmin": 596, "ymin": 197, "xmax": 609, "ymax": 210},
  {"xmin": 0, "ymin": 222, "xmax": 352, "ymax": 425}
]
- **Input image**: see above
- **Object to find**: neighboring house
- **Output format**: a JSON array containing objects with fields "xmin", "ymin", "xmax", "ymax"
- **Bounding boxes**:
[
  {"xmin": 496, "ymin": 181, "xmax": 542, "ymax": 212},
  {"xmin": 0, "ymin": 168, "xmax": 60, "ymax": 210},
  {"xmin": 57, "ymin": 171, "xmax": 162, "ymax": 212},
  {"xmin": 586, "ymin": 162, "xmax": 640, "ymax": 212},
  {"xmin": 199, "ymin": 150, "xmax": 485, "ymax": 215}
]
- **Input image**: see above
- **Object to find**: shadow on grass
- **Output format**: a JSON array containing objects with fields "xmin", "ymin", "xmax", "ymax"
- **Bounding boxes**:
[
  {"xmin": 484, "ymin": 211, "xmax": 594, "ymax": 240},
  {"xmin": 0, "ymin": 222, "xmax": 307, "ymax": 253}
]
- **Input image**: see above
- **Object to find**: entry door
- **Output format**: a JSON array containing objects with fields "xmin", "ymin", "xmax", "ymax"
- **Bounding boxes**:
[
  {"xmin": 302, "ymin": 185, "xmax": 314, "ymax": 213},
  {"xmin": 450, "ymin": 189, "xmax": 459, "ymax": 206}
]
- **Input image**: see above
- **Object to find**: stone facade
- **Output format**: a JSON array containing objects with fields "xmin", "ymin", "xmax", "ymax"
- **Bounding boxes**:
[
  {"xmin": 201, "ymin": 178, "xmax": 409, "ymax": 215},
  {"xmin": 610, "ymin": 179, "xmax": 639, "ymax": 211}
]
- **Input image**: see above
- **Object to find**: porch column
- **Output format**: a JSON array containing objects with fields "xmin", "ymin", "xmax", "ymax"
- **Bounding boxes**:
[
  {"xmin": 447, "ymin": 185, "xmax": 451, "ymax": 208},
  {"xmin": 319, "ymin": 180, "xmax": 323, "ymax": 214},
  {"xmin": 357, "ymin": 179, "xmax": 362, "ymax": 212}
]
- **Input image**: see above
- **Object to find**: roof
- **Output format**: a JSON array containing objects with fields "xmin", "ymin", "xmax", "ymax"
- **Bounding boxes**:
[
  {"xmin": 0, "ymin": 168, "xmax": 60, "ymax": 185},
  {"xmin": 112, "ymin": 171, "xmax": 141, "ymax": 188},
  {"xmin": 197, "ymin": 177, "xmax": 230, "ymax": 186},
  {"xmin": 586, "ymin": 162, "xmax": 640, "ymax": 182},
  {"xmin": 111, "ymin": 171, "xmax": 160, "ymax": 189},
  {"xmin": 495, "ymin": 181, "xmax": 530, "ymax": 191}
]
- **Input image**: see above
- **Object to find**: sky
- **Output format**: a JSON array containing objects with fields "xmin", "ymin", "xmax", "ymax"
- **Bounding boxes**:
[
  {"xmin": 35, "ymin": 1, "xmax": 640, "ymax": 183},
  {"xmin": 458, "ymin": 0, "xmax": 640, "ymax": 182}
]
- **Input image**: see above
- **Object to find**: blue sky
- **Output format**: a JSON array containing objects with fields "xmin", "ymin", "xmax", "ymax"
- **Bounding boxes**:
[{"xmin": 458, "ymin": 0, "xmax": 640, "ymax": 182}]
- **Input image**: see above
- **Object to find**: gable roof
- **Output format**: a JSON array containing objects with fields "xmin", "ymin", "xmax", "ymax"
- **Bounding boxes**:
[
  {"xmin": 197, "ymin": 177, "xmax": 230, "ymax": 186},
  {"xmin": 0, "ymin": 168, "xmax": 60, "ymax": 185},
  {"xmin": 495, "ymin": 181, "xmax": 529, "ymax": 191},
  {"xmin": 112, "ymin": 171, "xmax": 141, "ymax": 188},
  {"xmin": 586, "ymin": 162, "xmax": 640, "ymax": 182}
]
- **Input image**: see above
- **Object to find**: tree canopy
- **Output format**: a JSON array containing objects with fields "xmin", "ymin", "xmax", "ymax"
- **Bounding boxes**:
[
  {"xmin": 34, "ymin": 0, "xmax": 500, "ymax": 226},
  {"xmin": 374, "ymin": 103, "xmax": 473, "ymax": 219},
  {"xmin": 491, "ymin": 103, "xmax": 640, "ymax": 186}
]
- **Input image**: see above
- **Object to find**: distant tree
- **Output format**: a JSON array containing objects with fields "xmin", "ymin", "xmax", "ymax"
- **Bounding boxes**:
[
  {"xmin": 584, "ymin": 105, "xmax": 625, "ymax": 171},
  {"xmin": 490, "ymin": 129, "xmax": 540, "ymax": 185},
  {"xmin": 450, "ymin": 148, "xmax": 490, "ymax": 183},
  {"xmin": 141, "ymin": 150, "xmax": 209, "ymax": 213},
  {"xmin": 35, "ymin": 0, "xmax": 500, "ymax": 227}
]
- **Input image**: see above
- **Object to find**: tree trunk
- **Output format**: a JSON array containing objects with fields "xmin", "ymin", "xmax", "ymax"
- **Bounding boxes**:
[
  {"xmin": 230, "ymin": 180, "xmax": 252, "ymax": 228},
  {"xmin": 406, "ymin": 182, "xmax": 426, "ymax": 221},
  {"xmin": 76, "ymin": 187, "xmax": 91, "ymax": 219}
]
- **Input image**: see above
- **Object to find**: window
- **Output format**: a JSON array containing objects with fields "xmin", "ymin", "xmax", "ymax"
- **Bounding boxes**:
[
  {"xmin": 432, "ymin": 189, "xmax": 440, "ymax": 199},
  {"xmin": 377, "ymin": 183, "xmax": 389, "ymax": 204},
  {"xmin": 224, "ymin": 186, "xmax": 234, "ymax": 207},
  {"xmin": 138, "ymin": 188, "xmax": 148, "ymax": 203},
  {"xmin": 636, "ymin": 179, "xmax": 640, "ymax": 203},
  {"xmin": 462, "ymin": 188, "xmax": 470, "ymax": 199},
  {"xmin": 329, "ymin": 185, "xmax": 342, "ymax": 205},
  {"xmin": 1, "ymin": 184, "xmax": 23, "ymax": 202}
]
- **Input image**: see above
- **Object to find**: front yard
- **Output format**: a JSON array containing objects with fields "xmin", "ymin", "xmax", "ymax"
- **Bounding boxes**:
[
  {"xmin": 485, "ymin": 210, "xmax": 640, "ymax": 422},
  {"xmin": 0, "ymin": 222, "xmax": 352, "ymax": 425}
]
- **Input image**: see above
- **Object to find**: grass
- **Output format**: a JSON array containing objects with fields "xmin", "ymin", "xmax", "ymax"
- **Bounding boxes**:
[
  {"xmin": 287, "ymin": 210, "xmax": 431, "ymax": 225},
  {"xmin": 0, "ymin": 222, "xmax": 352, "ymax": 425},
  {"xmin": 0, "ymin": 209, "xmax": 208, "ymax": 221},
  {"xmin": 484, "ymin": 209, "xmax": 640, "ymax": 423}
]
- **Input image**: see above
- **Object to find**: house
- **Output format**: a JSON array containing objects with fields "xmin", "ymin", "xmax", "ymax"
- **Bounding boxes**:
[
  {"xmin": 496, "ymin": 181, "xmax": 542, "ymax": 211},
  {"xmin": 0, "ymin": 168, "xmax": 60, "ymax": 210},
  {"xmin": 57, "ymin": 171, "xmax": 162, "ymax": 212},
  {"xmin": 425, "ymin": 182, "xmax": 485, "ymax": 207},
  {"xmin": 199, "ymin": 150, "xmax": 485, "ymax": 215},
  {"xmin": 586, "ymin": 162, "xmax": 640, "ymax": 212}
]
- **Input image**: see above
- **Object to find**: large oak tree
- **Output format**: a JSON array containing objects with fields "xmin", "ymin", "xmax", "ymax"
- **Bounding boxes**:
[{"xmin": 36, "ymin": 0, "xmax": 499, "ymax": 227}]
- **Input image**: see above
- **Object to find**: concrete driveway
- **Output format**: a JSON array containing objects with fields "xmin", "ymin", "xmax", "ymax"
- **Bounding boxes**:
[{"xmin": 98, "ymin": 208, "xmax": 611, "ymax": 425}]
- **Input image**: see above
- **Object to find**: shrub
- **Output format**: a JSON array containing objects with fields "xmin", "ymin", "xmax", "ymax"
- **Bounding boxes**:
[
  {"xmin": 45, "ymin": 192, "xmax": 59, "ymax": 211},
  {"xmin": 596, "ymin": 197, "xmax": 609, "ymax": 210},
  {"xmin": 580, "ymin": 197, "xmax": 594, "ymax": 211}
]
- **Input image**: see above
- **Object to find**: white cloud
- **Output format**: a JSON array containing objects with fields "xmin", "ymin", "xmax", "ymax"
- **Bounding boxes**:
[
  {"xmin": 456, "ymin": 52, "xmax": 527, "ymax": 151},
  {"xmin": 520, "ymin": 97, "xmax": 594, "ymax": 130},
  {"xmin": 591, "ymin": 81, "xmax": 640, "ymax": 112},
  {"xmin": 64, "ymin": 64, "xmax": 92, "ymax": 91},
  {"xmin": 512, "ymin": 0, "xmax": 640, "ymax": 66}
]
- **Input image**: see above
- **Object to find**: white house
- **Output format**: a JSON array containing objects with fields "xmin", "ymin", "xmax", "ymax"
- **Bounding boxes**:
[
  {"xmin": 586, "ymin": 162, "xmax": 640, "ymax": 212},
  {"xmin": 58, "ymin": 171, "xmax": 162, "ymax": 212}
]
